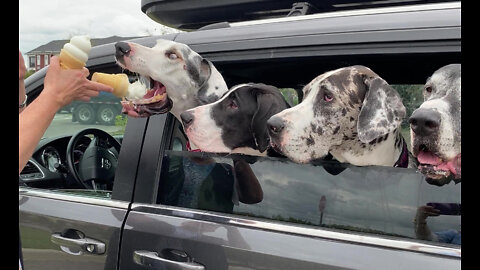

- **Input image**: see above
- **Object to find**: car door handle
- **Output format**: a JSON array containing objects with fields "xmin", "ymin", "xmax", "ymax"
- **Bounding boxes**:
[
  {"xmin": 133, "ymin": 250, "xmax": 205, "ymax": 270},
  {"xmin": 51, "ymin": 232, "xmax": 106, "ymax": 255}
]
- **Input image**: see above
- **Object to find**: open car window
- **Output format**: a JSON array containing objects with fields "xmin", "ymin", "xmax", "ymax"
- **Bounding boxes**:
[
  {"xmin": 155, "ymin": 52, "xmax": 460, "ymax": 248},
  {"xmin": 20, "ymin": 65, "xmax": 131, "ymax": 200}
]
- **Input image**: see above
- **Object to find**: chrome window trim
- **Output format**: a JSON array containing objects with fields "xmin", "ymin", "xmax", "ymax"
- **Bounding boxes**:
[
  {"xmin": 18, "ymin": 187, "xmax": 129, "ymax": 209},
  {"xmin": 131, "ymin": 203, "xmax": 461, "ymax": 259},
  {"xmin": 230, "ymin": 2, "xmax": 460, "ymax": 27}
]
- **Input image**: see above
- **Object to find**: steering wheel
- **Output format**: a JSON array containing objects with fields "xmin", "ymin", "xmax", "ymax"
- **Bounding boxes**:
[{"xmin": 66, "ymin": 128, "xmax": 121, "ymax": 189}]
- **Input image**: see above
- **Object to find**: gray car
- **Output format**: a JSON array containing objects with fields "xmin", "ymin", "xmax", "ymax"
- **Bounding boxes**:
[{"xmin": 20, "ymin": 2, "xmax": 461, "ymax": 269}]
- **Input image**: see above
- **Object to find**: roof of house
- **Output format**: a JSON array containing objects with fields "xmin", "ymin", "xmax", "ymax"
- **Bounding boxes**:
[{"xmin": 26, "ymin": 35, "xmax": 143, "ymax": 55}]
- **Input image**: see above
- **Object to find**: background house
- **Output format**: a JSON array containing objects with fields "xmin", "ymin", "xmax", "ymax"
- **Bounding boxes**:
[{"xmin": 25, "ymin": 35, "xmax": 142, "ymax": 72}]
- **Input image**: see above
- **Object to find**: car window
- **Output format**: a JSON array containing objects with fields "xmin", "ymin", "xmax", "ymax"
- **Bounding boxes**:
[
  {"xmin": 44, "ymin": 93, "xmax": 127, "ymax": 139},
  {"xmin": 20, "ymin": 68, "xmax": 131, "ymax": 201},
  {"xmin": 157, "ymin": 83, "xmax": 460, "ymax": 248}
]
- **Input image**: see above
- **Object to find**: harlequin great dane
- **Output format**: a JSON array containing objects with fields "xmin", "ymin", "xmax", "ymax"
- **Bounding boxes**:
[
  {"xmin": 409, "ymin": 64, "xmax": 461, "ymax": 186},
  {"xmin": 114, "ymin": 39, "xmax": 229, "ymax": 121},
  {"xmin": 267, "ymin": 65, "xmax": 416, "ymax": 168}
]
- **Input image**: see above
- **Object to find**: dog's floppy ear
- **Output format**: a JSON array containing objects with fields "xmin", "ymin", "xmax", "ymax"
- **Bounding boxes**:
[
  {"xmin": 357, "ymin": 75, "xmax": 406, "ymax": 143},
  {"xmin": 250, "ymin": 84, "xmax": 290, "ymax": 152},
  {"xmin": 198, "ymin": 58, "xmax": 212, "ymax": 86},
  {"xmin": 185, "ymin": 54, "xmax": 212, "ymax": 88}
]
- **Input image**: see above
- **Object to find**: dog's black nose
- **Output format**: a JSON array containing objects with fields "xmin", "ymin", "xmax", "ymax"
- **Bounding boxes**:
[
  {"xmin": 115, "ymin": 42, "xmax": 131, "ymax": 58},
  {"xmin": 267, "ymin": 116, "xmax": 285, "ymax": 136},
  {"xmin": 409, "ymin": 108, "xmax": 441, "ymax": 136},
  {"xmin": 180, "ymin": 111, "xmax": 194, "ymax": 128}
]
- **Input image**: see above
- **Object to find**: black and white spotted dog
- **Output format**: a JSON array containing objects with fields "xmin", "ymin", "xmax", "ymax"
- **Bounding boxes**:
[
  {"xmin": 115, "ymin": 39, "xmax": 229, "ymax": 121},
  {"xmin": 180, "ymin": 83, "xmax": 290, "ymax": 156},
  {"xmin": 267, "ymin": 65, "xmax": 415, "ymax": 168},
  {"xmin": 409, "ymin": 64, "xmax": 461, "ymax": 185}
]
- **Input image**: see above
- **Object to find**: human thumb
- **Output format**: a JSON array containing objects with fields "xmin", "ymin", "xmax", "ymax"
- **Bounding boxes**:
[{"xmin": 49, "ymin": 56, "xmax": 60, "ymax": 69}]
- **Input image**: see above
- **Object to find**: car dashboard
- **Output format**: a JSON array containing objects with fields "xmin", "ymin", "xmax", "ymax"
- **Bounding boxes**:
[{"xmin": 20, "ymin": 135, "xmax": 123, "ymax": 189}]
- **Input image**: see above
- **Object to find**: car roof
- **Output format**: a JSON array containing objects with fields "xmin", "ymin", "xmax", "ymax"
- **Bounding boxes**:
[{"xmin": 140, "ymin": 0, "xmax": 457, "ymax": 31}]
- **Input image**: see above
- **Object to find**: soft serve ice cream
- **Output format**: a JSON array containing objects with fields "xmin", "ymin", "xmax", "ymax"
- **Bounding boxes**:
[
  {"xmin": 91, "ymin": 72, "xmax": 151, "ymax": 100},
  {"xmin": 59, "ymin": 35, "xmax": 91, "ymax": 69},
  {"xmin": 91, "ymin": 72, "xmax": 170, "ymax": 117}
]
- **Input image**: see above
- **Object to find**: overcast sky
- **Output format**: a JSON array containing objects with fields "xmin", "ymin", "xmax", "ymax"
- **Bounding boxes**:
[{"xmin": 19, "ymin": 0, "xmax": 178, "ymax": 58}]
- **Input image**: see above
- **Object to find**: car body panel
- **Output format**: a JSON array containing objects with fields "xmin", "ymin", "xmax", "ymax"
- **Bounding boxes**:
[
  {"xmin": 19, "ymin": 189, "xmax": 128, "ymax": 270},
  {"xmin": 119, "ymin": 204, "xmax": 459, "ymax": 270},
  {"xmin": 175, "ymin": 2, "xmax": 460, "ymax": 54}
]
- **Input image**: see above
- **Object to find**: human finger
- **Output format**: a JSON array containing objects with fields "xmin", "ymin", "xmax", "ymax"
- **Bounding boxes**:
[
  {"xmin": 81, "ymin": 89, "xmax": 101, "ymax": 98},
  {"xmin": 49, "ymin": 56, "xmax": 60, "ymax": 68},
  {"xmin": 423, "ymin": 206, "xmax": 441, "ymax": 216},
  {"xmin": 82, "ymin": 67, "xmax": 90, "ymax": 77},
  {"xmin": 86, "ymin": 80, "xmax": 114, "ymax": 93},
  {"xmin": 77, "ymin": 96, "xmax": 91, "ymax": 102}
]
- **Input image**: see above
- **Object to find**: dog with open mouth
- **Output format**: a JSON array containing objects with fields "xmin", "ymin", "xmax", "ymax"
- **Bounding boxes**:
[
  {"xmin": 114, "ymin": 39, "xmax": 229, "ymax": 120},
  {"xmin": 409, "ymin": 64, "xmax": 461, "ymax": 186}
]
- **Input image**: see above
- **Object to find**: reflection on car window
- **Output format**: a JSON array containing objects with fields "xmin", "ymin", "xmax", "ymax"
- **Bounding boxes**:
[{"xmin": 158, "ymin": 117, "xmax": 461, "ymax": 247}]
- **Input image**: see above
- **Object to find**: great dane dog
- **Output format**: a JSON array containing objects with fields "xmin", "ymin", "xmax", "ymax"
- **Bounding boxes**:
[
  {"xmin": 409, "ymin": 64, "xmax": 461, "ymax": 186},
  {"xmin": 267, "ymin": 65, "xmax": 416, "ymax": 168},
  {"xmin": 114, "ymin": 39, "xmax": 229, "ymax": 121},
  {"xmin": 181, "ymin": 83, "xmax": 290, "ymax": 156}
]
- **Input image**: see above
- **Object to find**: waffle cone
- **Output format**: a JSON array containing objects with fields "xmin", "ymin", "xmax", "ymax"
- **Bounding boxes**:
[
  {"xmin": 92, "ymin": 72, "xmax": 129, "ymax": 97},
  {"xmin": 59, "ymin": 49, "xmax": 85, "ymax": 69}
]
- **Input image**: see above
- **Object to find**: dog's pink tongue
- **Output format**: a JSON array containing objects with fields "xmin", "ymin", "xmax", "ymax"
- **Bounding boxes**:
[
  {"xmin": 417, "ymin": 151, "xmax": 442, "ymax": 165},
  {"xmin": 447, "ymin": 155, "xmax": 461, "ymax": 178},
  {"xmin": 143, "ymin": 81, "xmax": 165, "ymax": 99},
  {"xmin": 418, "ymin": 152, "xmax": 461, "ymax": 178}
]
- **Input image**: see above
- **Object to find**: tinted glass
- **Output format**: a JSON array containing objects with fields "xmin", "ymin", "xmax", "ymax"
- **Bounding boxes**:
[{"xmin": 158, "ymin": 119, "xmax": 461, "ymax": 247}]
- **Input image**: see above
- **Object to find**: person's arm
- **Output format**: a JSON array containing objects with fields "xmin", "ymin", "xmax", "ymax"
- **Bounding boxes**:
[
  {"xmin": 19, "ymin": 51, "xmax": 27, "ymax": 114},
  {"xmin": 19, "ymin": 55, "xmax": 112, "ymax": 173},
  {"xmin": 19, "ymin": 93, "xmax": 64, "ymax": 173},
  {"xmin": 414, "ymin": 205, "xmax": 440, "ymax": 241}
]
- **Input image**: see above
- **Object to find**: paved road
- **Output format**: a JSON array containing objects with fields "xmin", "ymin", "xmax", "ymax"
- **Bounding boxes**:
[{"xmin": 43, "ymin": 113, "xmax": 124, "ymax": 138}]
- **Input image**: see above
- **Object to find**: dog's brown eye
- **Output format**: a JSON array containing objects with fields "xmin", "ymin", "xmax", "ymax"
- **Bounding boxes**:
[
  {"xmin": 324, "ymin": 93, "xmax": 333, "ymax": 102},
  {"xmin": 229, "ymin": 99, "xmax": 238, "ymax": 110},
  {"xmin": 166, "ymin": 52, "xmax": 178, "ymax": 60},
  {"xmin": 425, "ymin": 86, "xmax": 433, "ymax": 93}
]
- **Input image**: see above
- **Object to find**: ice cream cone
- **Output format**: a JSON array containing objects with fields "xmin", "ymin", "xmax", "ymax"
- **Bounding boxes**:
[
  {"xmin": 92, "ymin": 72, "xmax": 129, "ymax": 97},
  {"xmin": 59, "ymin": 49, "xmax": 85, "ymax": 69},
  {"xmin": 59, "ymin": 35, "xmax": 91, "ymax": 69}
]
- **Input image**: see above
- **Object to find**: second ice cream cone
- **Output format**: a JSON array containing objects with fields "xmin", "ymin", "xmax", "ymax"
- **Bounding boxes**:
[{"xmin": 92, "ymin": 72, "xmax": 129, "ymax": 97}]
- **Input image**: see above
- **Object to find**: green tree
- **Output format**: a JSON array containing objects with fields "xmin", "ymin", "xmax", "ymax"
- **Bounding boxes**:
[{"xmin": 392, "ymin": 84, "xmax": 424, "ymax": 128}]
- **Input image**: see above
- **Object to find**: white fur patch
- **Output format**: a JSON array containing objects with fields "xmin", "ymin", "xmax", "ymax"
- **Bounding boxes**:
[
  {"xmin": 184, "ymin": 105, "xmax": 231, "ymax": 153},
  {"xmin": 183, "ymin": 84, "xmax": 251, "ymax": 153}
]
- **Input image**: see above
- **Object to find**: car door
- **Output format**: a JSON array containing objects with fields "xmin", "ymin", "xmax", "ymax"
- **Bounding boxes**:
[
  {"xmin": 119, "ymin": 111, "xmax": 461, "ymax": 270},
  {"xmin": 117, "ymin": 8, "xmax": 460, "ymax": 267},
  {"xmin": 19, "ymin": 64, "xmax": 149, "ymax": 270}
]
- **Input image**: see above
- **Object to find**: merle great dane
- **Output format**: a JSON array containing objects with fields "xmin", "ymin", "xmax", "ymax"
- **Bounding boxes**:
[
  {"xmin": 267, "ymin": 65, "xmax": 416, "ymax": 168},
  {"xmin": 115, "ymin": 39, "xmax": 229, "ymax": 121},
  {"xmin": 409, "ymin": 64, "xmax": 461, "ymax": 186}
]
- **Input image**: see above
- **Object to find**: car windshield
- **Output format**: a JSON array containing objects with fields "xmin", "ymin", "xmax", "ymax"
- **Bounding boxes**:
[{"xmin": 43, "ymin": 91, "xmax": 127, "ymax": 140}]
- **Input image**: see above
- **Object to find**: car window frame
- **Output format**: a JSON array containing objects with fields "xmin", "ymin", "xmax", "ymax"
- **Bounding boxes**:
[
  {"xmin": 132, "ymin": 24, "xmax": 460, "ymax": 259},
  {"xmin": 20, "ymin": 60, "xmax": 151, "ymax": 204}
]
